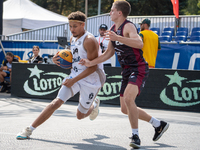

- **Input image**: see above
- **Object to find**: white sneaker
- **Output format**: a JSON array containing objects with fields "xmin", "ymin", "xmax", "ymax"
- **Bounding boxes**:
[
  {"xmin": 89, "ymin": 98, "xmax": 100, "ymax": 121},
  {"xmin": 16, "ymin": 127, "xmax": 32, "ymax": 140}
]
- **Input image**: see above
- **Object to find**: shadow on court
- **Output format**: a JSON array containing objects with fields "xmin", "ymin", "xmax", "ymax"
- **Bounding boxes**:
[{"xmin": 32, "ymin": 134, "xmax": 126, "ymax": 150}]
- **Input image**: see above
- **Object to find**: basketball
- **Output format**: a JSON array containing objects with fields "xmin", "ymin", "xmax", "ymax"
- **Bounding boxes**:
[{"xmin": 58, "ymin": 49, "xmax": 73, "ymax": 69}]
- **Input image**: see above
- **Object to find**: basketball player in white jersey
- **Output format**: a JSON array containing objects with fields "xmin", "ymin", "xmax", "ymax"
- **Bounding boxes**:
[{"xmin": 16, "ymin": 11, "xmax": 106, "ymax": 140}]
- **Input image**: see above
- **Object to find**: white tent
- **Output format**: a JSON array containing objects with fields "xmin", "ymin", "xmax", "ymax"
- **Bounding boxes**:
[{"xmin": 3, "ymin": 0, "xmax": 68, "ymax": 36}]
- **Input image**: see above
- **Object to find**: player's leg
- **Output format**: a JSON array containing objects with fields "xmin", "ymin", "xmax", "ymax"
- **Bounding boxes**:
[
  {"xmin": 76, "ymin": 97, "xmax": 100, "ymax": 120},
  {"xmin": 16, "ymin": 78, "xmax": 77, "ymax": 140},
  {"xmin": 31, "ymin": 98, "xmax": 64, "ymax": 128},
  {"xmin": 76, "ymin": 103, "xmax": 93, "ymax": 119},
  {"xmin": 76, "ymin": 85, "xmax": 100, "ymax": 120},
  {"xmin": 16, "ymin": 98, "xmax": 64, "ymax": 140},
  {"xmin": 121, "ymin": 99, "xmax": 151, "ymax": 122},
  {"xmin": 123, "ymin": 84, "xmax": 141, "ymax": 148},
  {"xmin": 121, "ymin": 87, "xmax": 169, "ymax": 143},
  {"xmin": 137, "ymin": 107, "xmax": 169, "ymax": 141}
]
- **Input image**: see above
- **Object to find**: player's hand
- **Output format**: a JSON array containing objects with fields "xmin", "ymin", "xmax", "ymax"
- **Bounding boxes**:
[
  {"xmin": 79, "ymin": 58, "xmax": 92, "ymax": 67},
  {"xmin": 62, "ymin": 78, "xmax": 75, "ymax": 87},
  {"xmin": 52, "ymin": 52, "xmax": 60, "ymax": 66},
  {"xmin": 104, "ymin": 30, "xmax": 119, "ymax": 41}
]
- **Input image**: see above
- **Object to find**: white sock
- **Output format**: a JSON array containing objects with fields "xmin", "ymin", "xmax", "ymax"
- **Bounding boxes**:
[
  {"xmin": 149, "ymin": 117, "xmax": 161, "ymax": 128},
  {"xmin": 29, "ymin": 125, "xmax": 36, "ymax": 131},
  {"xmin": 132, "ymin": 128, "xmax": 139, "ymax": 136}
]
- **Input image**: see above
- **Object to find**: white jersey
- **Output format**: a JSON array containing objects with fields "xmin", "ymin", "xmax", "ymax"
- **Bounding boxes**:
[{"xmin": 70, "ymin": 31, "xmax": 106, "ymax": 88}]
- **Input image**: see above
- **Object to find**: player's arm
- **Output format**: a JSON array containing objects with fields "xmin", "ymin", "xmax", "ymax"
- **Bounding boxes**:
[
  {"xmin": 72, "ymin": 35, "xmax": 99, "ymax": 83},
  {"xmin": 79, "ymin": 40, "xmax": 115, "ymax": 67},
  {"xmin": 105, "ymin": 23, "xmax": 143, "ymax": 49}
]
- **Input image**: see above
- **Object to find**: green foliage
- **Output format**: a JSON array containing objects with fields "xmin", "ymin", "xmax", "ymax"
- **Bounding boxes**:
[
  {"xmin": 183, "ymin": 0, "xmax": 200, "ymax": 15},
  {"xmin": 30, "ymin": 0, "xmax": 198, "ymax": 17},
  {"xmin": 31, "ymin": 0, "xmax": 113, "ymax": 17},
  {"xmin": 128, "ymin": 0, "xmax": 188, "ymax": 16}
]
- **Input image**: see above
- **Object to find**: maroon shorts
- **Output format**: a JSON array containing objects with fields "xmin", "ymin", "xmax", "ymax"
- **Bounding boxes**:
[{"xmin": 120, "ymin": 66, "xmax": 149, "ymax": 97}]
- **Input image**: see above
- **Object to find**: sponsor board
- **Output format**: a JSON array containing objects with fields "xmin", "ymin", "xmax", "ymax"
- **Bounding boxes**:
[
  {"xmin": 12, "ymin": 63, "xmax": 200, "ymax": 112},
  {"xmin": 137, "ymin": 69, "xmax": 200, "ymax": 112},
  {"xmin": 11, "ymin": 63, "xmax": 77, "ymax": 100},
  {"xmin": 98, "ymin": 67, "xmax": 122, "ymax": 104}
]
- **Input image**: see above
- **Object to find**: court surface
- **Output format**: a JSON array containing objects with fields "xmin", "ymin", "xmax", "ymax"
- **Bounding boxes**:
[{"xmin": 0, "ymin": 93, "xmax": 199, "ymax": 150}]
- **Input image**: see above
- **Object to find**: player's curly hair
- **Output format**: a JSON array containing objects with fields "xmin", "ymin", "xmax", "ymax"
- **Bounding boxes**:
[
  {"xmin": 68, "ymin": 11, "xmax": 86, "ymax": 22},
  {"xmin": 113, "ymin": 1, "xmax": 131, "ymax": 18}
]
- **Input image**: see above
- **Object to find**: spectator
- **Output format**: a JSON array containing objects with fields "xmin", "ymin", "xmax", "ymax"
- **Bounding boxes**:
[
  {"xmin": 139, "ymin": 18, "xmax": 161, "ymax": 68},
  {"xmin": 96, "ymin": 24, "xmax": 112, "ymax": 67},
  {"xmin": 28, "ymin": 46, "xmax": 43, "ymax": 63},
  {"xmin": 0, "ymin": 52, "xmax": 19, "ymax": 93}
]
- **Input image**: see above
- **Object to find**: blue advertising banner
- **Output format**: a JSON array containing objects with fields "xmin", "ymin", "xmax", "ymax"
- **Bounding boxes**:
[
  {"xmin": 0, "ymin": 41, "xmax": 64, "ymax": 63},
  {"xmin": 1, "ymin": 41, "xmax": 200, "ymax": 70},
  {"xmin": 156, "ymin": 43, "xmax": 200, "ymax": 70}
]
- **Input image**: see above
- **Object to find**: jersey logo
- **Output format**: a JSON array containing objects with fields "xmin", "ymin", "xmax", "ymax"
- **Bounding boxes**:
[
  {"xmin": 72, "ymin": 56, "xmax": 81, "ymax": 63},
  {"xmin": 72, "ymin": 66, "xmax": 81, "ymax": 72},
  {"xmin": 130, "ymin": 72, "xmax": 135, "ymax": 78},
  {"xmin": 117, "ymin": 29, "xmax": 121, "ymax": 35},
  {"xmin": 73, "ymin": 48, "xmax": 78, "ymax": 54},
  {"xmin": 116, "ymin": 51, "xmax": 121, "ymax": 56},
  {"xmin": 89, "ymin": 93, "xmax": 94, "ymax": 99},
  {"xmin": 73, "ymin": 66, "xmax": 78, "ymax": 72},
  {"xmin": 115, "ymin": 41, "xmax": 123, "ymax": 45}
]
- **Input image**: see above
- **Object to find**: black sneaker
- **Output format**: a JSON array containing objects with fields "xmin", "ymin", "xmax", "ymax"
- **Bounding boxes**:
[
  {"xmin": 153, "ymin": 121, "xmax": 169, "ymax": 141},
  {"xmin": 129, "ymin": 134, "xmax": 141, "ymax": 149}
]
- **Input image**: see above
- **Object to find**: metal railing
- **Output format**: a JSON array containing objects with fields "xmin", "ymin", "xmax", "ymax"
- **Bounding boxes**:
[
  {"xmin": 6, "ymin": 14, "xmax": 200, "ymax": 41},
  {"xmin": 0, "ymin": 35, "xmax": 6, "ymax": 40}
]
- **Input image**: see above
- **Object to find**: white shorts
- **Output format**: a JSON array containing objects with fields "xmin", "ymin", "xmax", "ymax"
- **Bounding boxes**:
[{"xmin": 56, "ymin": 76, "xmax": 100, "ymax": 114}]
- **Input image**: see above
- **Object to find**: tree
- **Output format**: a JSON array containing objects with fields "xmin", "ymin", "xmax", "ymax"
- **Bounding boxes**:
[
  {"xmin": 30, "ymin": 0, "xmax": 195, "ymax": 17},
  {"xmin": 183, "ymin": 0, "xmax": 200, "ymax": 15},
  {"xmin": 128, "ymin": 0, "xmax": 187, "ymax": 16},
  {"xmin": 198, "ymin": 0, "xmax": 200, "ymax": 14}
]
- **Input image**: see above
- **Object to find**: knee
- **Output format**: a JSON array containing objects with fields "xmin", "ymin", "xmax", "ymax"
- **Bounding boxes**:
[
  {"xmin": 76, "ymin": 110, "xmax": 85, "ymax": 120},
  {"xmin": 49, "ymin": 98, "xmax": 63, "ymax": 110},
  {"xmin": 121, "ymin": 107, "xmax": 128, "ymax": 114},
  {"xmin": 124, "ymin": 96, "xmax": 132, "ymax": 105},
  {"xmin": 120, "ymin": 104, "xmax": 128, "ymax": 114},
  {"xmin": 76, "ymin": 115, "xmax": 83, "ymax": 120},
  {"xmin": 76, "ymin": 113, "xmax": 84, "ymax": 120}
]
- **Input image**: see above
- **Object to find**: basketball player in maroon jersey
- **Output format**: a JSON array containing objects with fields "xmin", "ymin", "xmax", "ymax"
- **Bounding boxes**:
[{"xmin": 79, "ymin": 1, "xmax": 169, "ymax": 149}]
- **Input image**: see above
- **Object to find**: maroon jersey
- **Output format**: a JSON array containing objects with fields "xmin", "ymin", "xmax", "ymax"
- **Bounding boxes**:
[{"xmin": 110, "ymin": 19, "xmax": 148, "ymax": 69}]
